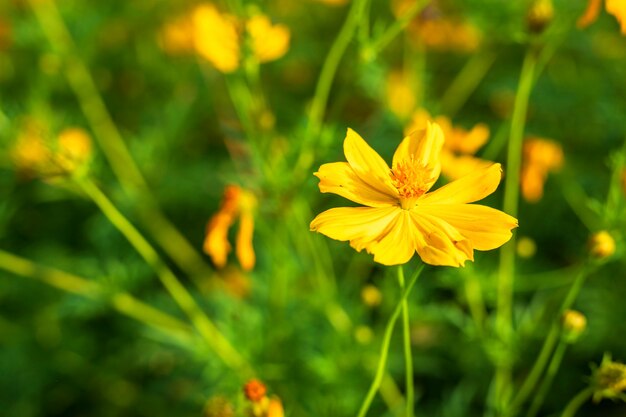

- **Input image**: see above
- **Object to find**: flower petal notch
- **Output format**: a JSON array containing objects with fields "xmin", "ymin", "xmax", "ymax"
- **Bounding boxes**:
[{"xmin": 310, "ymin": 125, "xmax": 518, "ymax": 267}]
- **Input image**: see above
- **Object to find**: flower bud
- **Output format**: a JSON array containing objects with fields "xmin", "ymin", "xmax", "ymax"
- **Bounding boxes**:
[
  {"xmin": 517, "ymin": 236, "xmax": 537, "ymax": 259},
  {"xmin": 591, "ymin": 355, "xmax": 626, "ymax": 403},
  {"xmin": 243, "ymin": 379, "xmax": 267, "ymax": 403},
  {"xmin": 361, "ymin": 284, "xmax": 382, "ymax": 308},
  {"xmin": 561, "ymin": 309, "xmax": 586, "ymax": 343},
  {"xmin": 588, "ymin": 231, "xmax": 616, "ymax": 259},
  {"xmin": 267, "ymin": 398, "xmax": 284, "ymax": 417},
  {"xmin": 56, "ymin": 128, "xmax": 92, "ymax": 173},
  {"xmin": 527, "ymin": 0, "xmax": 554, "ymax": 34}
]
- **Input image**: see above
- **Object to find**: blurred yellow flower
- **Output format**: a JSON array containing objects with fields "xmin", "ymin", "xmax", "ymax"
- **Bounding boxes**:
[
  {"xmin": 406, "ymin": 109, "xmax": 492, "ymax": 180},
  {"xmin": 520, "ymin": 137, "xmax": 563, "ymax": 203},
  {"xmin": 11, "ymin": 122, "xmax": 92, "ymax": 178},
  {"xmin": 158, "ymin": 16, "xmax": 194, "ymax": 55},
  {"xmin": 204, "ymin": 185, "xmax": 256, "ymax": 270},
  {"xmin": 192, "ymin": 4, "xmax": 241, "ymax": 73},
  {"xmin": 578, "ymin": 0, "xmax": 626, "ymax": 35},
  {"xmin": 160, "ymin": 5, "xmax": 290, "ymax": 72},
  {"xmin": 56, "ymin": 128, "xmax": 92, "ymax": 172},
  {"xmin": 310, "ymin": 124, "xmax": 517, "ymax": 267},
  {"xmin": 385, "ymin": 70, "xmax": 418, "ymax": 120},
  {"xmin": 588, "ymin": 230, "xmax": 616, "ymax": 259},
  {"xmin": 246, "ymin": 15, "xmax": 290, "ymax": 63},
  {"xmin": 562, "ymin": 309, "xmax": 587, "ymax": 342},
  {"xmin": 591, "ymin": 355, "xmax": 626, "ymax": 403}
]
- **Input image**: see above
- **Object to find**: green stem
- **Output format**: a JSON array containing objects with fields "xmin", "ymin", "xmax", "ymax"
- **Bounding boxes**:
[
  {"xmin": 29, "ymin": 0, "xmax": 215, "ymax": 287},
  {"xmin": 398, "ymin": 266, "xmax": 414, "ymax": 417},
  {"xmin": 508, "ymin": 264, "xmax": 592, "ymax": 414},
  {"xmin": 294, "ymin": 0, "xmax": 369, "ymax": 176},
  {"xmin": 77, "ymin": 177, "xmax": 251, "ymax": 374},
  {"xmin": 493, "ymin": 47, "xmax": 538, "ymax": 412},
  {"xmin": 0, "ymin": 249, "xmax": 194, "ymax": 343},
  {"xmin": 527, "ymin": 339, "xmax": 569, "ymax": 417},
  {"xmin": 560, "ymin": 388, "xmax": 592, "ymax": 417},
  {"xmin": 356, "ymin": 264, "xmax": 424, "ymax": 417},
  {"xmin": 363, "ymin": 0, "xmax": 428, "ymax": 60},
  {"xmin": 438, "ymin": 50, "xmax": 497, "ymax": 117}
]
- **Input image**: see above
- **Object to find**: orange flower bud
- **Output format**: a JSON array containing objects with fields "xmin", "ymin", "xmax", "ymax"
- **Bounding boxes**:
[{"xmin": 244, "ymin": 379, "xmax": 267, "ymax": 403}]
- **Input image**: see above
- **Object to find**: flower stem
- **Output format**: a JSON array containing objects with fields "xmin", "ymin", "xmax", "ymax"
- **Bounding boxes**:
[
  {"xmin": 493, "ymin": 47, "xmax": 538, "ymax": 412},
  {"xmin": 28, "ymin": 0, "xmax": 216, "ymax": 288},
  {"xmin": 362, "ymin": 0, "xmax": 428, "ymax": 60},
  {"xmin": 356, "ymin": 264, "xmax": 424, "ymax": 417},
  {"xmin": 560, "ymin": 388, "xmax": 592, "ymax": 417},
  {"xmin": 526, "ymin": 338, "xmax": 568, "ymax": 417},
  {"xmin": 294, "ymin": 0, "xmax": 369, "ymax": 176},
  {"xmin": 77, "ymin": 177, "xmax": 251, "ymax": 375},
  {"xmin": 398, "ymin": 266, "xmax": 415, "ymax": 417},
  {"xmin": 508, "ymin": 264, "xmax": 592, "ymax": 414},
  {"xmin": 0, "ymin": 249, "xmax": 195, "ymax": 344}
]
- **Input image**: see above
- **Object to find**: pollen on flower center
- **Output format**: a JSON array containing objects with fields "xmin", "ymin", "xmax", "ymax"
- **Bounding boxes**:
[{"xmin": 390, "ymin": 158, "xmax": 431, "ymax": 208}]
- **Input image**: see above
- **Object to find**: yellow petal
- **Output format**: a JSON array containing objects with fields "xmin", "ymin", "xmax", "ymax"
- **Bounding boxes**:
[
  {"xmin": 453, "ymin": 123, "xmax": 490, "ymax": 155},
  {"xmin": 236, "ymin": 211, "xmax": 255, "ymax": 271},
  {"xmin": 367, "ymin": 211, "xmax": 416, "ymax": 265},
  {"xmin": 343, "ymin": 128, "xmax": 398, "ymax": 196},
  {"xmin": 315, "ymin": 162, "xmax": 397, "ymax": 207},
  {"xmin": 415, "ymin": 204, "xmax": 517, "ymax": 250},
  {"xmin": 577, "ymin": 0, "xmax": 603, "ymax": 28},
  {"xmin": 419, "ymin": 163, "xmax": 502, "ymax": 205},
  {"xmin": 310, "ymin": 206, "xmax": 400, "ymax": 253},
  {"xmin": 192, "ymin": 4, "xmax": 240, "ymax": 73},
  {"xmin": 204, "ymin": 211, "xmax": 235, "ymax": 268},
  {"xmin": 409, "ymin": 211, "xmax": 474, "ymax": 267},
  {"xmin": 606, "ymin": 0, "xmax": 626, "ymax": 34},
  {"xmin": 247, "ymin": 14, "xmax": 290, "ymax": 63},
  {"xmin": 392, "ymin": 121, "xmax": 444, "ymax": 190},
  {"xmin": 440, "ymin": 152, "xmax": 494, "ymax": 180}
]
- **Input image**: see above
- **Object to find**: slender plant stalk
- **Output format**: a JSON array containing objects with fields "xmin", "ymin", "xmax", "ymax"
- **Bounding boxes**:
[
  {"xmin": 356, "ymin": 264, "xmax": 425, "ymax": 417},
  {"xmin": 398, "ymin": 266, "xmax": 415, "ymax": 417},
  {"xmin": 526, "ymin": 338, "xmax": 568, "ymax": 417},
  {"xmin": 560, "ymin": 388, "xmax": 592, "ymax": 417},
  {"xmin": 77, "ymin": 177, "xmax": 251, "ymax": 375},
  {"xmin": 493, "ymin": 48, "xmax": 538, "ymax": 412},
  {"xmin": 363, "ymin": 0, "xmax": 429, "ymax": 60},
  {"xmin": 0, "ymin": 249, "xmax": 195, "ymax": 343},
  {"xmin": 28, "ymin": 0, "xmax": 216, "ymax": 287},
  {"xmin": 294, "ymin": 0, "xmax": 369, "ymax": 176},
  {"xmin": 508, "ymin": 264, "xmax": 592, "ymax": 414},
  {"xmin": 438, "ymin": 50, "xmax": 497, "ymax": 117}
]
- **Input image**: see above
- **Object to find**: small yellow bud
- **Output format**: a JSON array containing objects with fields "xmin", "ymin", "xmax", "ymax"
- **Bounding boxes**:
[
  {"xmin": 56, "ymin": 128, "xmax": 92, "ymax": 173},
  {"xmin": 591, "ymin": 355, "xmax": 626, "ymax": 403},
  {"xmin": 588, "ymin": 231, "xmax": 616, "ymax": 259},
  {"xmin": 361, "ymin": 284, "xmax": 382, "ymax": 308},
  {"xmin": 517, "ymin": 236, "xmax": 537, "ymax": 259},
  {"xmin": 527, "ymin": 0, "xmax": 554, "ymax": 34},
  {"xmin": 561, "ymin": 309, "xmax": 587, "ymax": 343}
]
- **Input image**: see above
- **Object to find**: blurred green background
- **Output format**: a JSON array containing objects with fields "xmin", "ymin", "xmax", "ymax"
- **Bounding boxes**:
[{"xmin": 1, "ymin": 0, "xmax": 626, "ymax": 416}]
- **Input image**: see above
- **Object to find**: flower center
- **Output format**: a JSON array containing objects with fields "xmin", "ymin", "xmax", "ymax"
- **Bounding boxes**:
[{"xmin": 390, "ymin": 158, "xmax": 432, "ymax": 209}]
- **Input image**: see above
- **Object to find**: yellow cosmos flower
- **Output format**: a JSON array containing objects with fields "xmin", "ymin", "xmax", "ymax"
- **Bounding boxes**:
[
  {"xmin": 578, "ymin": 0, "xmax": 626, "ymax": 35},
  {"xmin": 406, "ymin": 109, "xmax": 493, "ymax": 180},
  {"xmin": 520, "ymin": 137, "xmax": 563, "ymax": 203},
  {"xmin": 204, "ymin": 185, "xmax": 256, "ymax": 270},
  {"xmin": 246, "ymin": 15, "xmax": 290, "ymax": 63},
  {"xmin": 310, "ymin": 124, "xmax": 518, "ymax": 267},
  {"xmin": 385, "ymin": 70, "xmax": 418, "ymax": 120},
  {"xmin": 192, "ymin": 4, "xmax": 241, "ymax": 73}
]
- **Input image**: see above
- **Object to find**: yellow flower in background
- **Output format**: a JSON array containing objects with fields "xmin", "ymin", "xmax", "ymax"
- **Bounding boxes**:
[
  {"xmin": 385, "ymin": 70, "xmax": 418, "ymax": 120},
  {"xmin": 158, "ymin": 16, "xmax": 195, "ymax": 55},
  {"xmin": 310, "ymin": 124, "xmax": 517, "ymax": 267},
  {"xmin": 578, "ymin": 0, "xmax": 626, "ymax": 35},
  {"xmin": 160, "ymin": 4, "xmax": 290, "ymax": 71},
  {"xmin": 204, "ymin": 185, "xmax": 256, "ymax": 271},
  {"xmin": 588, "ymin": 230, "xmax": 616, "ymax": 259},
  {"xmin": 246, "ymin": 14, "xmax": 290, "ymax": 63},
  {"xmin": 406, "ymin": 109, "xmax": 493, "ymax": 180},
  {"xmin": 520, "ymin": 137, "xmax": 563, "ymax": 203},
  {"xmin": 313, "ymin": 0, "xmax": 349, "ymax": 6},
  {"xmin": 56, "ymin": 128, "xmax": 92, "ymax": 172},
  {"xmin": 192, "ymin": 4, "xmax": 241, "ymax": 73}
]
